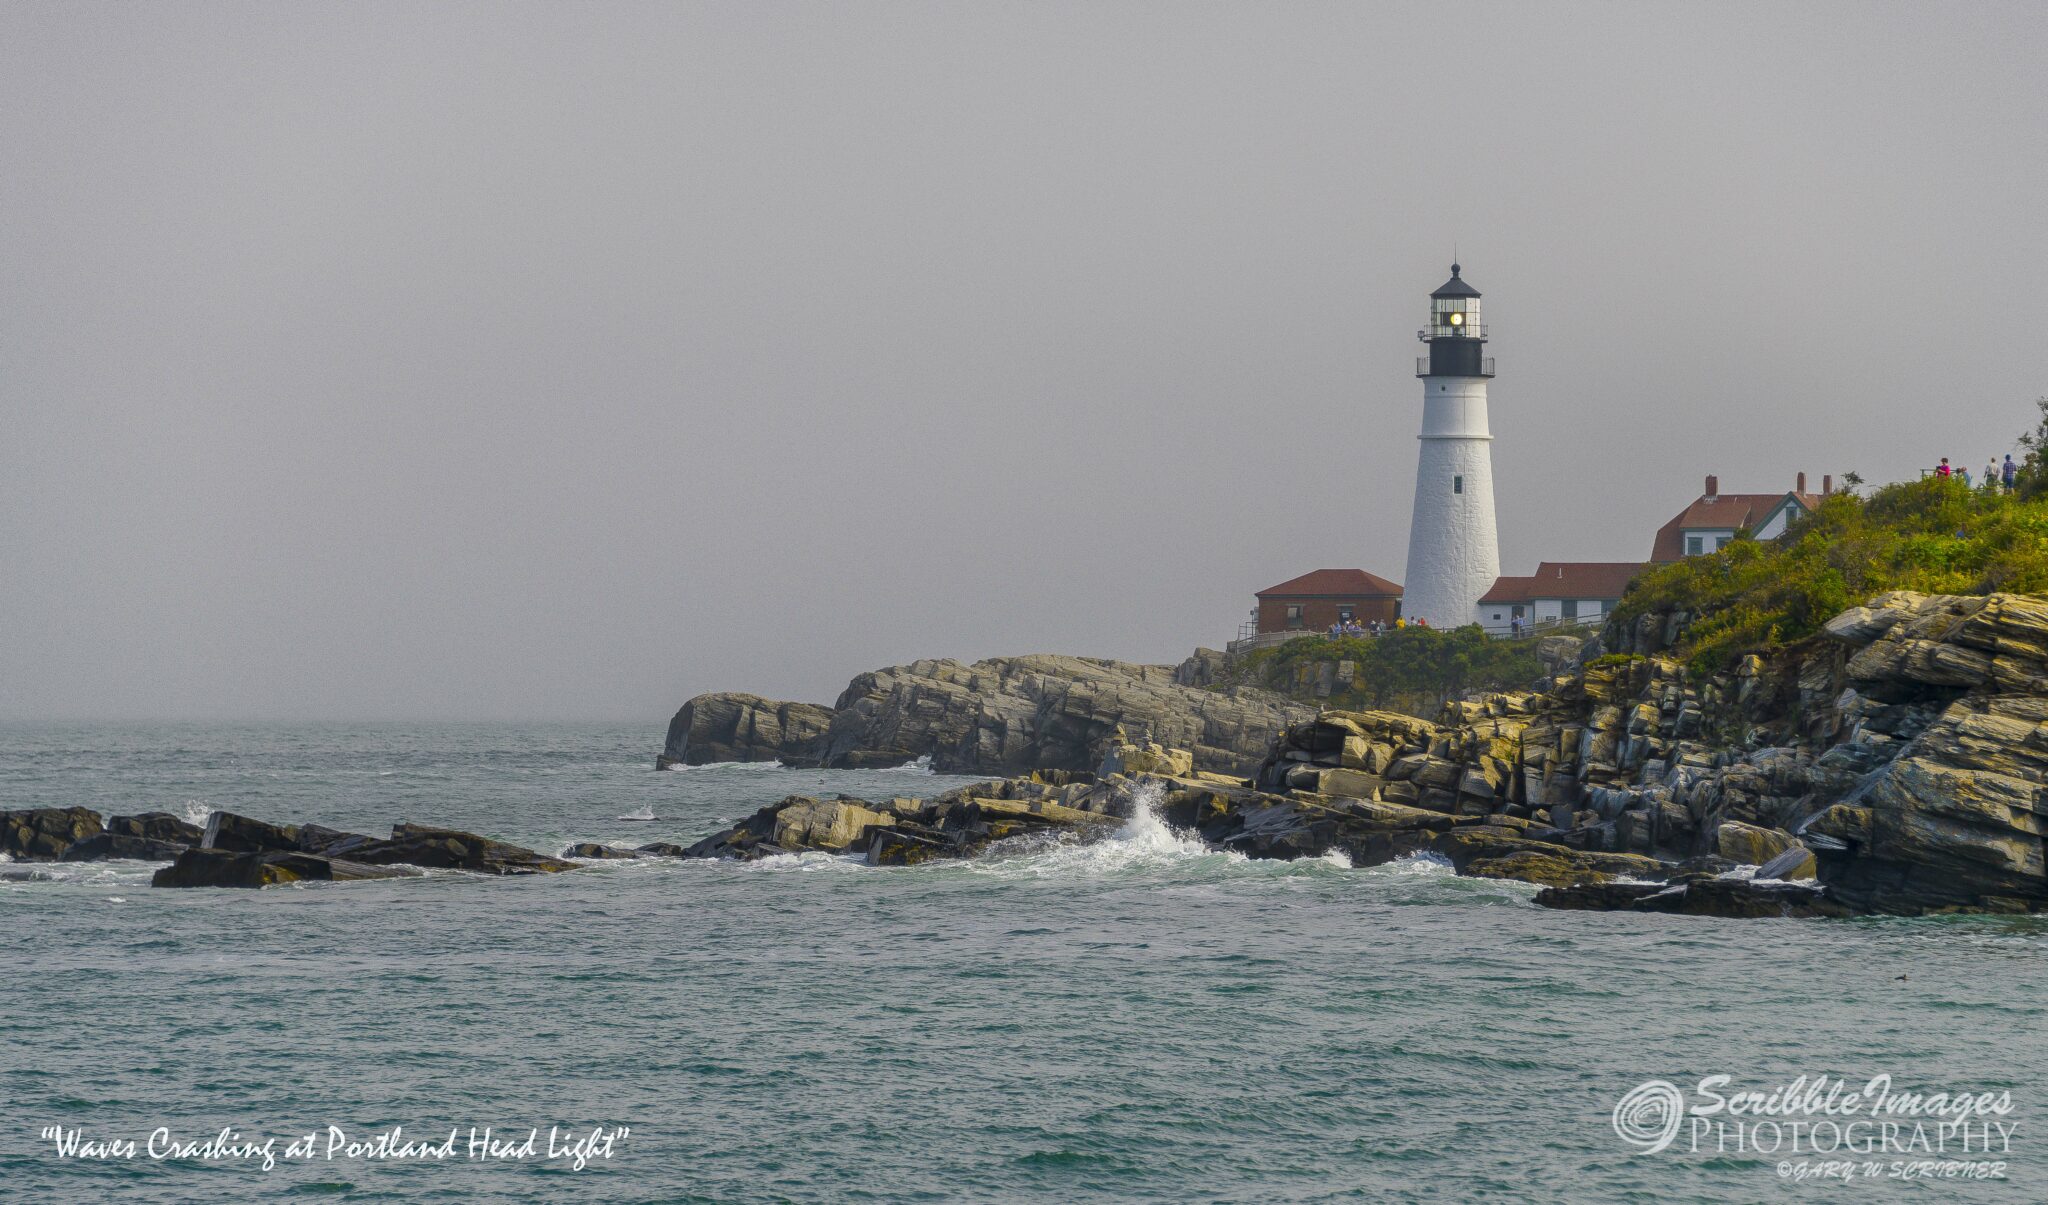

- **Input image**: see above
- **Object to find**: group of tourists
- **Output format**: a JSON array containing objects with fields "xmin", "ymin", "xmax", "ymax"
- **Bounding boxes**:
[
  {"xmin": 1934, "ymin": 455, "xmax": 2019, "ymax": 492},
  {"xmin": 1325, "ymin": 616, "xmax": 1427, "ymax": 638}
]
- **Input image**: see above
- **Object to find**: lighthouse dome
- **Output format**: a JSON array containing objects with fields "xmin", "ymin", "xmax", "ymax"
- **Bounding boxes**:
[{"xmin": 1430, "ymin": 263, "xmax": 1481, "ymax": 299}]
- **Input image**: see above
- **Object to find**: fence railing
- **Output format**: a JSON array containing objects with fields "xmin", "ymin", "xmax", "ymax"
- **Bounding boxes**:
[
  {"xmin": 1228, "ymin": 611, "xmax": 1601, "ymax": 653},
  {"xmin": 1415, "ymin": 356, "xmax": 1498, "ymax": 377}
]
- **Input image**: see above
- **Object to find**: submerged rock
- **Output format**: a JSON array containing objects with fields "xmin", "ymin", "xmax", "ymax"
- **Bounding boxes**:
[
  {"xmin": 60, "ymin": 833, "xmax": 192, "ymax": 862},
  {"xmin": 562, "ymin": 843, "xmax": 646, "ymax": 859},
  {"xmin": 344, "ymin": 824, "xmax": 577, "ymax": 876},
  {"xmin": 152, "ymin": 848, "xmax": 421, "ymax": 889},
  {"xmin": 1535, "ymin": 876, "xmax": 1851, "ymax": 919}
]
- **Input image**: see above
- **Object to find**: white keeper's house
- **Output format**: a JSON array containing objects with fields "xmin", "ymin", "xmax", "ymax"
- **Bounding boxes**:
[
  {"xmin": 1474, "ymin": 562, "xmax": 1646, "ymax": 636},
  {"xmin": 1650, "ymin": 473, "xmax": 1831, "ymax": 561}
]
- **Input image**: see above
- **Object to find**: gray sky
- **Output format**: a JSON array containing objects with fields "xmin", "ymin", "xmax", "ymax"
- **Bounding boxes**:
[{"xmin": 4, "ymin": 2, "xmax": 2044, "ymax": 721}]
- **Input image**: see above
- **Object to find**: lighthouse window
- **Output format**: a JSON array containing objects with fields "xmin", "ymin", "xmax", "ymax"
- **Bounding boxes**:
[{"xmin": 1453, "ymin": 475, "xmax": 1464, "ymax": 494}]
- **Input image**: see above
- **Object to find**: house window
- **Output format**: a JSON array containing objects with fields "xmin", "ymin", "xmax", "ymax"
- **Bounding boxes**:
[
  {"xmin": 1338, "ymin": 606, "xmax": 1355, "ymax": 622},
  {"xmin": 1561, "ymin": 599, "xmax": 1579, "ymax": 619},
  {"xmin": 1716, "ymin": 535, "xmax": 1733, "ymax": 550},
  {"xmin": 1285, "ymin": 604, "xmax": 1304, "ymax": 628},
  {"xmin": 1453, "ymin": 475, "xmax": 1464, "ymax": 495},
  {"xmin": 1685, "ymin": 535, "xmax": 1704, "ymax": 556},
  {"xmin": 1511, "ymin": 605, "xmax": 1525, "ymax": 618}
]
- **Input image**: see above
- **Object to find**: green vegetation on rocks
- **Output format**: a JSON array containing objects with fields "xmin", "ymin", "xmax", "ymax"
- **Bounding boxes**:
[
  {"xmin": 1244, "ymin": 625, "xmax": 1552, "ymax": 713},
  {"xmin": 1616, "ymin": 471, "xmax": 2048, "ymax": 672}
]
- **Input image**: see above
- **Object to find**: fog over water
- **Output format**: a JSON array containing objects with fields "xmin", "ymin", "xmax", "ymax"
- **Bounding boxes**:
[{"xmin": 4, "ymin": 3, "xmax": 2044, "ymax": 721}]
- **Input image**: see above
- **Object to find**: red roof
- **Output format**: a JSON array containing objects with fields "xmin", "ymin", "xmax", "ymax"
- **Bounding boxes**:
[
  {"xmin": 1482, "ymin": 562, "xmax": 1646, "ymax": 604},
  {"xmin": 1256, "ymin": 568, "xmax": 1402, "ymax": 598},
  {"xmin": 1478, "ymin": 575, "xmax": 1539, "ymax": 604},
  {"xmin": 1650, "ymin": 491, "xmax": 1821, "ymax": 561}
]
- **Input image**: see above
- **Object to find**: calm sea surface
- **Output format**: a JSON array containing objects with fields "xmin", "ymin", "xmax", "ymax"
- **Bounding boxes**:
[{"xmin": 1, "ymin": 722, "xmax": 2042, "ymax": 1202}]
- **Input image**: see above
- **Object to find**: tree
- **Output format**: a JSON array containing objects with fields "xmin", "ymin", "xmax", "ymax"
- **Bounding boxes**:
[{"xmin": 2015, "ymin": 396, "xmax": 2048, "ymax": 500}]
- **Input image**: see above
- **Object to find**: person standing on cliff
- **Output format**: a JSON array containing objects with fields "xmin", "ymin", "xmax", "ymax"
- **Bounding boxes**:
[
  {"xmin": 2005, "ymin": 455, "xmax": 2019, "ymax": 491},
  {"xmin": 1936, "ymin": 458, "xmax": 1952, "ymax": 478}
]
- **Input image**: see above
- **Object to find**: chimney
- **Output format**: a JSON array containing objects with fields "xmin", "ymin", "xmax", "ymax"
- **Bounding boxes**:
[
  {"xmin": 1823, "ymin": 474, "xmax": 1833, "ymax": 494},
  {"xmin": 1705, "ymin": 474, "xmax": 1719, "ymax": 498},
  {"xmin": 1797, "ymin": 471, "xmax": 1807, "ymax": 493}
]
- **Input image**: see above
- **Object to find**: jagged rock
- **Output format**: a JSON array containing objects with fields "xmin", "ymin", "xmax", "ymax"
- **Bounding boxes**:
[
  {"xmin": 341, "ymin": 824, "xmax": 578, "ymax": 875},
  {"xmin": 1756, "ymin": 845, "xmax": 1817, "ymax": 881},
  {"xmin": 1, "ymin": 807, "xmax": 103, "ymax": 861},
  {"xmin": 202, "ymin": 811, "xmax": 302, "ymax": 854},
  {"xmin": 866, "ymin": 828, "xmax": 954, "ymax": 866},
  {"xmin": 1536, "ymin": 876, "xmax": 1848, "ymax": 917},
  {"xmin": 634, "ymin": 842, "xmax": 691, "ymax": 857},
  {"xmin": 1464, "ymin": 851, "xmax": 1621, "ymax": 889},
  {"xmin": 1173, "ymin": 648, "xmax": 1228, "ymax": 688},
  {"xmin": 107, "ymin": 812, "xmax": 205, "ymax": 845},
  {"xmin": 1715, "ymin": 821, "xmax": 1797, "ymax": 865},
  {"xmin": 1098, "ymin": 742, "xmax": 1194, "ymax": 779},
  {"xmin": 297, "ymin": 824, "xmax": 377, "ymax": 856},
  {"xmin": 152, "ymin": 848, "xmax": 421, "ymax": 889},
  {"xmin": 772, "ymin": 798, "xmax": 897, "ymax": 853},
  {"xmin": 663, "ymin": 656, "xmax": 1312, "ymax": 776},
  {"xmin": 59, "ymin": 833, "xmax": 191, "ymax": 862},
  {"xmin": 658, "ymin": 693, "xmax": 836, "ymax": 768},
  {"xmin": 1531, "ymin": 881, "xmax": 1670, "ymax": 910},
  {"xmin": 563, "ymin": 843, "xmax": 645, "ymax": 859}
]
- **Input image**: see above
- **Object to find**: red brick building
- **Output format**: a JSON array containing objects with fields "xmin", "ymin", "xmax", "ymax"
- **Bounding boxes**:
[{"xmin": 1254, "ymin": 569, "xmax": 1403, "ymax": 634}]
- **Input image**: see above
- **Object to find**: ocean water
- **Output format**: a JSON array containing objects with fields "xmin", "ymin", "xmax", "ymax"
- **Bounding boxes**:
[{"xmin": 1, "ymin": 722, "xmax": 2042, "ymax": 1203}]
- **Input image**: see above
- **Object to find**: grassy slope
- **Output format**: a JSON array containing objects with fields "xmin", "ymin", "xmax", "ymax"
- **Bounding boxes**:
[{"xmin": 1613, "ymin": 476, "xmax": 2048, "ymax": 672}]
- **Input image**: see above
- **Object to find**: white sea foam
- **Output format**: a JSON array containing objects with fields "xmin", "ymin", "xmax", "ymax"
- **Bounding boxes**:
[
  {"xmin": 1349, "ymin": 852, "xmax": 1460, "ymax": 888},
  {"xmin": 664, "ymin": 759, "xmax": 786, "ymax": 773},
  {"xmin": 969, "ymin": 782, "xmax": 1240, "ymax": 879},
  {"xmin": 616, "ymin": 806, "xmax": 659, "ymax": 821},
  {"xmin": 179, "ymin": 800, "xmax": 215, "ymax": 827}
]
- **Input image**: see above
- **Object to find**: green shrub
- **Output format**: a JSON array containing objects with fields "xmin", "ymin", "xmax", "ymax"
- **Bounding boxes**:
[
  {"xmin": 1259, "ymin": 625, "xmax": 1549, "ymax": 712},
  {"xmin": 1615, "ymin": 473, "xmax": 2048, "ymax": 672}
]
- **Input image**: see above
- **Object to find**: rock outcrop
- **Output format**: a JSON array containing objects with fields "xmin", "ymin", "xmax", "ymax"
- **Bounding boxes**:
[
  {"xmin": 656, "ymin": 591, "xmax": 2048, "ymax": 918},
  {"xmin": 3, "ymin": 809, "xmax": 206, "ymax": 863},
  {"xmin": 1538, "ymin": 591, "xmax": 2048, "ymax": 914},
  {"xmin": 658, "ymin": 695, "xmax": 836, "ymax": 768},
  {"xmin": 1, "ymin": 807, "xmax": 104, "ymax": 861},
  {"xmin": 131, "ymin": 812, "xmax": 580, "ymax": 886},
  {"xmin": 152, "ymin": 848, "xmax": 421, "ymax": 889},
  {"xmin": 660, "ymin": 655, "xmax": 1312, "ymax": 776}
]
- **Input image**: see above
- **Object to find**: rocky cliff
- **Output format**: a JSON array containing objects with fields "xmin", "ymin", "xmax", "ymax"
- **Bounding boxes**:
[
  {"xmin": 661, "ymin": 654, "xmax": 1313, "ymax": 776},
  {"xmin": 1256, "ymin": 589, "xmax": 2047, "ymax": 915},
  {"xmin": 651, "ymin": 591, "xmax": 2048, "ymax": 917}
]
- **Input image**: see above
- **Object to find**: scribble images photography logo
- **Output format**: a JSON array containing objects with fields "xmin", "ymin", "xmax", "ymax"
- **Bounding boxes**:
[
  {"xmin": 1612, "ymin": 1080, "xmax": 1686, "ymax": 1154},
  {"xmin": 1607, "ymin": 1074, "xmax": 2020, "ymax": 1183}
]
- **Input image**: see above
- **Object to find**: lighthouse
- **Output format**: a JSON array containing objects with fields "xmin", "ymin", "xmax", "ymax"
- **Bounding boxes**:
[{"xmin": 1399, "ymin": 263, "xmax": 1499, "ymax": 629}]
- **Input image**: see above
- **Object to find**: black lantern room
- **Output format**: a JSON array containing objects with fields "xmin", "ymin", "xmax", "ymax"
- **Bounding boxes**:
[{"xmin": 1417, "ymin": 263, "xmax": 1495, "ymax": 378}]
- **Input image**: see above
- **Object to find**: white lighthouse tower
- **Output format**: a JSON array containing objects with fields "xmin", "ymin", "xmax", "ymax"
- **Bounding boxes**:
[{"xmin": 1399, "ymin": 263, "xmax": 1499, "ymax": 629}]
